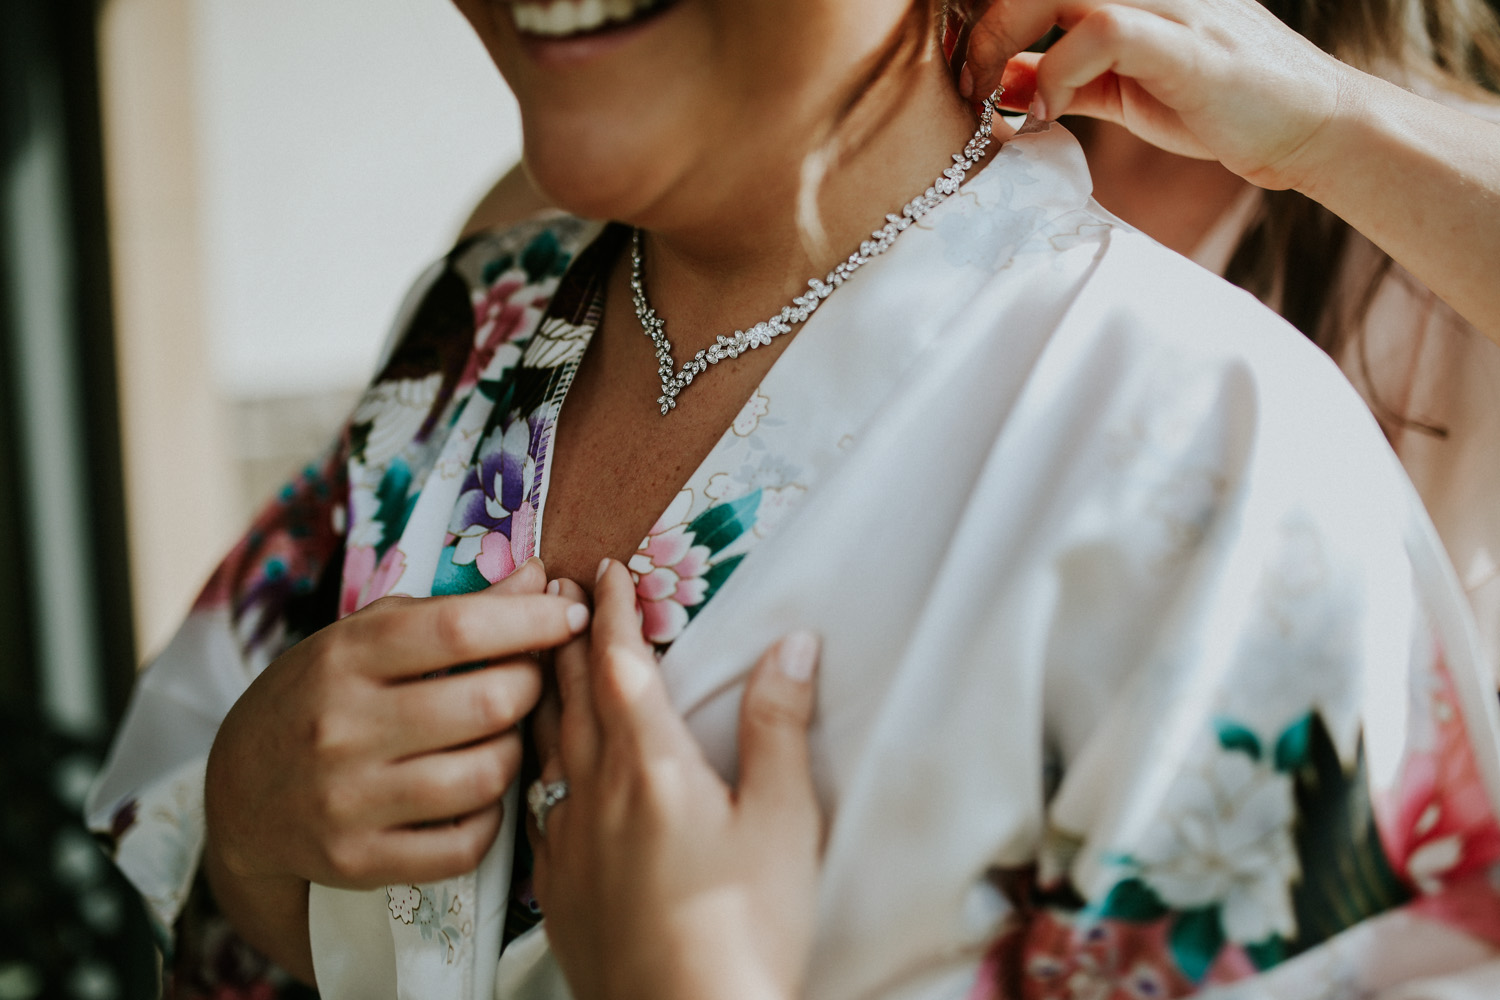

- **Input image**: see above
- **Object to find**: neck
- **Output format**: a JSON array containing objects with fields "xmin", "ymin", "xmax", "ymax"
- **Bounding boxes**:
[
  {"xmin": 630, "ymin": 51, "xmax": 1005, "ymax": 356},
  {"xmin": 1073, "ymin": 120, "xmax": 1250, "ymax": 258}
]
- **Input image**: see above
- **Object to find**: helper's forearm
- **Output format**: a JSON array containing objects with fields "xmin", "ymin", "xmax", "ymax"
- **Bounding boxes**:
[
  {"xmin": 1298, "ymin": 69, "xmax": 1500, "ymax": 344},
  {"xmin": 203, "ymin": 836, "xmax": 317, "ymax": 986}
]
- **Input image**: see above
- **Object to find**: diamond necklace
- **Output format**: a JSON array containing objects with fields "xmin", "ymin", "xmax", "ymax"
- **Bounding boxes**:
[{"xmin": 631, "ymin": 94, "xmax": 1000, "ymax": 415}]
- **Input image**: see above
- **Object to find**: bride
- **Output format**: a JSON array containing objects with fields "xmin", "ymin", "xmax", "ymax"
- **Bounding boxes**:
[{"xmin": 89, "ymin": 1, "xmax": 1500, "ymax": 997}]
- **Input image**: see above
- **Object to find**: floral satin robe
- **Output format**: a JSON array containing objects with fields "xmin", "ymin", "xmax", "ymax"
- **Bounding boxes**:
[{"xmin": 89, "ymin": 121, "xmax": 1500, "ymax": 1000}]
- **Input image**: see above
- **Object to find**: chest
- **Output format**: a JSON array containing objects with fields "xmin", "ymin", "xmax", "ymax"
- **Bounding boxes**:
[{"xmin": 537, "ymin": 271, "xmax": 798, "ymax": 589}]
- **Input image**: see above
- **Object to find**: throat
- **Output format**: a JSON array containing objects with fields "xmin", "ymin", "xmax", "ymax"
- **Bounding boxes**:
[{"xmin": 633, "ymin": 98, "xmax": 1001, "ymax": 414}]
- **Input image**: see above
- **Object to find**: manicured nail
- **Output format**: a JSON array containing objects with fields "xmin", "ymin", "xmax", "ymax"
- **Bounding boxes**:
[
  {"xmin": 596, "ymin": 558, "xmax": 611, "ymax": 584},
  {"xmin": 958, "ymin": 62, "xmax": 975, "ymax": 100},
  {"xmin": 546, "ymin": 579, "xmax": 560, "ymax": 595},
  {"xmin": 1029, "ymin": 93, "xmax": 1049, "ymax": 123},
  {"xmin": 778, "ymin": 631, "xmax": 819, "ymax": 683},
  {"xmin": 565, "ymin": 603, "xmax": 590, "ymax": 634}
]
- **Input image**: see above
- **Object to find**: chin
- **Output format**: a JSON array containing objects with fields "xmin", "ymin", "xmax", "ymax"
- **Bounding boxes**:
[{"xmin": 517, "ymin": 106, "xmax": 698, "ymax": 224}]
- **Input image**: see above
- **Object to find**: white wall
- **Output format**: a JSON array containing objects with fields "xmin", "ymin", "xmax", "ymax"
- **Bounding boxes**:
[
  {"xmin": 193, "ymin": 0, "xmax": 521, "ymax": 397},
  {"xmin": 102, "ymin": 0, "xmax": 522, "ymax": 660}
]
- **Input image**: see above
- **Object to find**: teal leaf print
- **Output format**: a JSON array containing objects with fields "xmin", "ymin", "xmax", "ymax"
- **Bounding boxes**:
[
  {"xmin": 373, "ymin": 459, "xmax": 418, "ymax": 560},
  {"xmin": 1214, "ymin": 718, "xmax": 1262, "ymax": 761},
  {"xmin": 1273, "ymin": 714, "xmax": 1313, "ymax": 773},
  {"xmin": 689, "ymin": 491, "xmax": 762, "ymax": 554},
  {"xmin": 1169, "ymin": 907, "xmax": 1226, "ymax": 982},
  {"xmin": 521, "ymin": 230, "xmax": 568, "ymax": 284},
  {"xmin": 432, "ymin": 546, "xmax": 491, "ymax": 597},
  {"xmin": 1097, "ymin": 877, "xmax": 1168, "ymax": 923}
]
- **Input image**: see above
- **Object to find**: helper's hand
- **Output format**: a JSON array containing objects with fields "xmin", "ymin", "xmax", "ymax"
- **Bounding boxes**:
[
  {"xmin": 958, "ymin": 0, "xmax": 1348, "ymax": 190},
  {"xmin": 205, "ymin": 557, "xmax": 590, "ymax": 890},
  {"xmin": 530, "ymin": 562, "xmax": 823, "ymax": 1000}
]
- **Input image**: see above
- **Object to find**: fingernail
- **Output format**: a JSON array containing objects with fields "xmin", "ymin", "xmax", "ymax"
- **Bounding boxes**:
[
  {"xmin": 1029, "ymin": 94, "xmax": 1049, "ymax": 123},
  {"xmin": 958, "ymin": 62, "xmax": 975, "ymax": 100},
  {"xmin": 595, "ymin": 558, "xmax": 610, "ymax": 584},
  {"xmin": 778, "ymin": 631, "xmax": 819, "ymax": 683},
  {"xmin": 565, "ymin": 603, "xmax": 590, "ymax": 634},
  {"xmin": 546, "ymin": 579, "xmax": 560, "ymax": 595}
]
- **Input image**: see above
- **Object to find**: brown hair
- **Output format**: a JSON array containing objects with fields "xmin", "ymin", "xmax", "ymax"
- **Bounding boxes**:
[{"xmin": 1228, "ymin": 0, "xmax": 1500, "ymax": 436}]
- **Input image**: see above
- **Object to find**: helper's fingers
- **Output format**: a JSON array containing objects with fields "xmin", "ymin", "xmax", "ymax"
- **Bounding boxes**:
[
  {"xmin": 589, "ymin": 559, "xmax": 696, "ymax": 759},
  {"xmin": 960, "ymin": 0, "xmax": 1191, "ymax": 101},
  {"xmin": 383, "ymin": 658, "xmax": 542, "ymax": 758},
  {"xmin": 551, "ymin": 577, "xmax": 601, "ymax": 775},
  {"xmin": 735, "ymin": 632, "xmax": 822, "ymax": 838},
  {"xmin": 960, "ymin": 0, "xmax": 1072, "ymax": 99},
  {"xmin": 1034, "ymin": 4, "xmax": 1198, "ymax": 122},
  {"xmin": 345, "ymin": 589, "xmax": 590, "ymax": 680}
]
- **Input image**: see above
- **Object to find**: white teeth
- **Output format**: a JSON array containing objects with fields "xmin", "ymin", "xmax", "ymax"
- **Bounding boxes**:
[{"xmin": 510, "ymin": 0, "xmax": 662, "ymax": 38}]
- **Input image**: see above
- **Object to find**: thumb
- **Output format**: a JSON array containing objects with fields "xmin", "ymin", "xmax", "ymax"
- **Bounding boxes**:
[
  {"xmin": 486, "ymin": 556, "xmax": 547, "ymax": 595},
  {"xmin": 736, "ymin": 631, "xmax": 821, "ymax": 822}
]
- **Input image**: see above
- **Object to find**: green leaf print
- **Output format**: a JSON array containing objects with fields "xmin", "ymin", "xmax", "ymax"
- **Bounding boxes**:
[
  {"xmin": 1285, "ymin": 714, "xmax": 1411, "ymax": 951},
  {"xmin": 1214, "ymin": 718, "xmax": 1263, "ymax": 761},
  {"xmin": 689, "ymin": 491, "xmax": 762, "ymax": 554},
  {"xmin": 1245, "ymin": 934, "xmax": 1287, "ymax": 971},
  {"xmin": 1169, "ymin": 907, "xmax": 1226, "ymax": 983},
  {"xmin": 1096, "ymin": 877, "xmax": 1169, "ymax": 923}
]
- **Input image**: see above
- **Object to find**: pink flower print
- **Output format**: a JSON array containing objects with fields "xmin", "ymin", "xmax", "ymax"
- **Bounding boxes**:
[
  {"xmin": 475, "ymin": 501, "xmax": 535, "ymax": 584},
  {"xmin": 340, "ymin": 544, "xmax": 408, "ymax": 617},
  {"xmin": 457, "ymin": 280, "xmax": 532, "ymax": 393},
  {"xmin": 1379, "ymin": 647, "xmax": 1500, "ymax": 896},
  {"xmin": 630, "ymin": 494, "xmax": 713, "ymax": 645}
]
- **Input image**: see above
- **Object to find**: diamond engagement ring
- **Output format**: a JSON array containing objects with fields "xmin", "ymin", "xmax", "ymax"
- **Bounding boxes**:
[{"xmin": 527, "ymin": 778, "xmax": 570, "ymax": 836}]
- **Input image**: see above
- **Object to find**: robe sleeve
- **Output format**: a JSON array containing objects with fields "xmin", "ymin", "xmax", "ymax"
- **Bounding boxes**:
[
  {"xmin": 83, "ymin": 441, "xmax": 347, "ymax": 982},
  {"xmin": 975, "ymin": 310, "xmax": 1500, "ymax": 999}
]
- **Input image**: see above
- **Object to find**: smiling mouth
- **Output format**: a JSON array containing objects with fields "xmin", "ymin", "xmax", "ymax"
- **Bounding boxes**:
[{"xmin": 509, "ymin": 0, "xmax": 679, "ymax": 39}]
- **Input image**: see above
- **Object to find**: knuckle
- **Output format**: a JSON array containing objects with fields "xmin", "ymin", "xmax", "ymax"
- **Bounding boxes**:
[
  {"xmin": 317, "ymin": 774, "xmax": 363, "ymax": 827},
  {"xmin": 434, "ymin": 602, "xmax": 479, "ymax": 657},
  {"xmin": 472, "ymin": 681, "xmax": 518, "ymax": 732},
  {"xmin": 745, "ymin": 690, "xmax": 806, "ymax": 732},
  {"xmin": 322, "ymin": 835, "xmax": 373, "ymax": 884},
  {"xmin": 1090, "ymin": 6, "xmax": 1131, "ymax": 46},
  {"xmin": 305, "ymin": 711, "xmax": 354, "ymax": 759}
]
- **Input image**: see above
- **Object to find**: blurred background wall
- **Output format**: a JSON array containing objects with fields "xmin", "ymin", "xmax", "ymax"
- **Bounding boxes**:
[
  {"xmin": 2, "ymin": 2, "xmax": 519, "ymax": 994},
  {"xmin": 102, "ymin": 0, "xmax": 522, "ymax": 665}
]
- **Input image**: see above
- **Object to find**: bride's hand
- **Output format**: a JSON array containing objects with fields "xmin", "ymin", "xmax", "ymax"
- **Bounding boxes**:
[
  {"xmin": 530, "ymin": 562, "xmax": 823, "ymax": 1000},
  {"xmin": 957, "ymin": 0, "xmax": 1349, "ymax": 191}
]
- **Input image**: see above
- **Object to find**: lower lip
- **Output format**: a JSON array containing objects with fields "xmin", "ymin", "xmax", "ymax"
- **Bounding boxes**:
[{"xmin": 515, "ymin": 1, "xmax": 681, "ymax": 68}]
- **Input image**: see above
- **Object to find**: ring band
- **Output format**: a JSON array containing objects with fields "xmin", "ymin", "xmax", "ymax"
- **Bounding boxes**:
[{"xmin": 527, "ymin": 778, "xmax": 570, "ymax": 836}]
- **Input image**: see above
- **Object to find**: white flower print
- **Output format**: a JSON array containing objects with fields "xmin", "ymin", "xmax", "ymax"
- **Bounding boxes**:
[
  {"xmin": 352, "ymin": 374, "xmax": 442, "ymax": 467},
  {"xmin": 522, "ymin": 316, "xmax": 591, "ymax": 368},
  {"xmin": 733, "ymin": 390, "xmax": 770, "ymax": 437},
  {"xmin": 388, "ymin": 884, "xmax": 421, "ymax": 924},
  {"xmin": 1132, "ymin": 750, "xmax": 1300, "ymax": 944}
]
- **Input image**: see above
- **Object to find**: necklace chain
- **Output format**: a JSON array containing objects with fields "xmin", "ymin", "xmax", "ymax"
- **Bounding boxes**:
[{"xmin": 631, "ymin": 95, "xmax": 999, "ymax": 416}]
